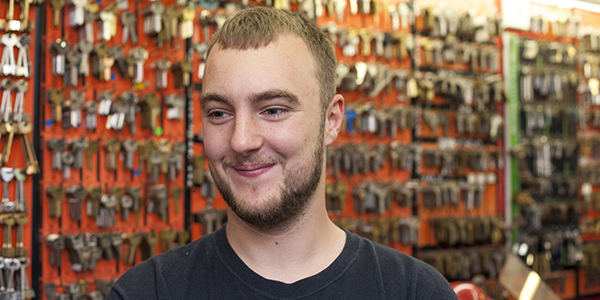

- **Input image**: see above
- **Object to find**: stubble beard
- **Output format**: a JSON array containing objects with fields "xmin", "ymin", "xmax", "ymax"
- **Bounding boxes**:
[{"xmin": 210, "ymin": 123, "xmax": 325, "ymax": 232}]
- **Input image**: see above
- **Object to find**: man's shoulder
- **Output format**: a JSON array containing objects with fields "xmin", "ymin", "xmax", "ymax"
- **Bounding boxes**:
[{"xmin": 349, "ymin": 232, "xmax": 458, "ymax": 299}]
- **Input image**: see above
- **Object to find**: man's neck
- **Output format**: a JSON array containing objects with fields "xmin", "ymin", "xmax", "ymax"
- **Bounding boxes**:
[{"xmin": 225, "ymin": 197, "xmax": 346, "ymax": 284}]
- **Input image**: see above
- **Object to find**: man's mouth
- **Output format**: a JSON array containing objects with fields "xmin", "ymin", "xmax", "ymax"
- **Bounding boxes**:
[{"xmin": 231, "ymin": 163, "xmax": 276, "ymax": 178}]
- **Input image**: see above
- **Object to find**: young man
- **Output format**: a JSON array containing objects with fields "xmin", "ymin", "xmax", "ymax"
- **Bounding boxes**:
[{"xmin": 107, "ymin": 7, "xmax": 459, "ymax": 299}]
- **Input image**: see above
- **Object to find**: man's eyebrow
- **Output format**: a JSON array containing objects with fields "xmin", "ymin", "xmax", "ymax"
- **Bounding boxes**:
[
  {"xmin": 200, "ymin": 93, "xmax": 229, "ymax": 109},
  {"xmin": 249, "ymin": 89, "xmax": 300, "ymax": 105}
]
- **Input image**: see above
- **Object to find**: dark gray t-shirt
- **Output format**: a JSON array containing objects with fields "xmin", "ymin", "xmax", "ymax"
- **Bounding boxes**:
[{"xmin": 107, "ymin": 225, "xmax": 459, "ymax": 299}]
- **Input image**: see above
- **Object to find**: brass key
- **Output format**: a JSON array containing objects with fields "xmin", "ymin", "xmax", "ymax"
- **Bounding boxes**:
[
  {"xmin": 47, "ymin": 89, "xmax": 64, "ymax": 123},
  {"xmin": 17, "ymin": 121, "xmax": 38, "ymax": 175},
  {"xmin": 127, "ymin": 187, "xmax": 142, "ymax": 227},
  {"xmin": 46, "ymin": 185, "xmax": 64, "ymax": 218},
  {"xmin": 156, "ymin": 139, "xmax": 172, "ymax": 175},
  {"xmin": 140, "ymin": 94, "xmax": 161, "ymax": 130},
  {"xmin": 49, "ymin": 0, "xmax": 64, "ymax": 28},
  {"xmin": 137, "ymin": 140, "xmax": 153, "ymax": 174},
  {"xmin": 171, "ymin": 186, "xmax": 182, "ymax": 215},
  {"xmin": 86, "ymin": 186, "xmax": 102, "ymax": 217},
  {"xmin": 1, "ymin": 215, "xmax": 14, "ymax": 258},
  {"xmin": 1, "ymin": 122, "xmax": 15, "ymax": 165},
  {"xmin": 86, "ymin": 140, "xmax": 98, "ymax": 170},
  {"xmin": 125, "ymin": 233, "xmax": 142, "ymax": 265},
  {"xmin": 141, "ymin": 232, "xmax": 158, "ymax": 259},
  {"xmin": 171, "ymin": 60, "xmax": 192, "ymax": 88},
  {"xmin": 14, "ymin": 214, "xmax": 27, "ymax": 258},
  {"xmin": 159, "ymin": 230, "xmax": 176, "ymax": 253},
  {"xmin": 103, "ymin": 139, "xmax": 121, "ymax": 171}
]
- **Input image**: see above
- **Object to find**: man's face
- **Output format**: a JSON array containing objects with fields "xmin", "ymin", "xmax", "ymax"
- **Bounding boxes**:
[{"xmin": 201, "ymin": 34, "xmax": 325, "ymax": 231}]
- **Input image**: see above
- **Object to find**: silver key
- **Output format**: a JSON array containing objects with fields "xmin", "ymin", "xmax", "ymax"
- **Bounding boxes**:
[
  {"xmin": 121, "ymin": 12, "xmax": 138, "ymax": 44},
  {"xmin": 16, "ymin": 35, "xmax": 31, "ymax": 78},
  {"xmin": 1, "ymin": 34, "xmax": 18, "ymax": 76},
  {"xmin": 77, "ymin": 40, "xmax": 93, "ymax": 77},
  {"xmin": 0, "ymin": 79, "xmax": 13, "ymax": 123},
  {"xmin": 12, "ymin": 80, "xmax": 26, "ymax": 123}
]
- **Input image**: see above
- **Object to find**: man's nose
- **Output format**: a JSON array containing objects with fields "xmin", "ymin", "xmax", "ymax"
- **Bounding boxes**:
[{"xmin": 230, "ymin": 114, "xmax": 263, "ymax": 155}]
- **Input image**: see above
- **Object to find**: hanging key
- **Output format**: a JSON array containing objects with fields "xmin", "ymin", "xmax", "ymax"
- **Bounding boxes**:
[
  {"xmin": 49, "ymin": 0, "xmax": 64, "ymax": 27},
  {"xmin": 153, "ymin": 59, "xmax": 170, "ymax": 89},
  {"xmin": 96, "ymin": 90, "xmax": 113, "ymax": 116},
  {"xmin": 14, "ymin": 214, "xmax": 27, "ymax": 258},
  {"xmin": 66, "ymin": 185, "xmax": 86, "ymax": 221},
  {"xmin": 139, "ymin": 94, "xmax": 160, "ymax": 130},
  {"xmin": 165, "ymin": 95, "xmax": 184, "ymax": 120},
  {"xmin": 12, "ymin": 80, "xmax": 26, "ymax": 123},
  {"xmin": 86, "ymin": 186, "xmax": 101, "ymax": 217},
  {"xmin": 104, "ymin": 139, "xmax": 120, "ymax": 171},
  {"xmin": 76, "ymin": 40, "xmax": 92, "ymax": 77},
  {"xmin": 46, "ymin": 234, "xmax": 64, "ymax": 267},
  {"xmin": 47, "ymin": 138, "xmax": 66, "ymax": 170},
  {"xmin": 90, "ymin": 42, "xmax": 108, "ymax": 80},
  {"xmin": 127, "ymin": 186, "xmax": 142, "ymax": 226},
  {"xmin": 18, "ymin": 121, "xmax": 38, "ymax": 175},
  {"xmin": 171, "ymin": 60, "xmax": 192, "ymax": 88},
  {"xmin": 124, "ymin": 233, "xmax": 141, "ymax": 265},
  {"xmin": 119, "ymin": 92, "xmax": 138, "ymax": 134},
  {"xmin": 121, "ymin": 11, "xmax": 138, "ymax": 44},
  {"xmin": 122, "ymin": 139, "xmax": 137, "ymax": 171},
  {"xmin": 110, "ymin": 45, "xmax": 128, "ymax": 77},
  {"xmin": 84, "ymin": 102, "xmax": 97, "ymax": 130},
  {"xmin": 0, "ymin": 79, "xmax": 13, "ymax": 123},
  {"xmin": 179, "ymin": 7, "xmax": 194, "ymax": 40},
  {"xmin": 106, "ymin": 100, "xmax": 126, "ymax": 130},
  {"xmin": 0, "ymin": 34, "xmax": 17, "ymax": 76},
  {"xmin": 80, "ymin": 11, "xmax": 95, "ymax": 42},
  {"xmin": 120, "ymin": 194, "xmax": 133, "ymax": 221},
  {"xmin": 15, "ymin": 35, "xmax": 30, "ymax": 77},
  {"xmin": 46, "ymin": 185, "xmax": 64, "ymax": 218},
  {"xmin": 171, "ymin": 186, "xmax": 181, "ymax": 215},
  {"xmin": 68, "ymin": 0, "xmax": 86, "ymax": 28},
  {"xmin": 71, "ymin": 138, "xmax": 88, "ymax": 169},
  {"xmin": 85, "ymin": 140, "xmax": 98, "ymax": 170},
  {"xmin": 0, "ymin": 168, "xmax": 14, "ymax": 213},
  {"xmin": 98, "ymin": 8, "xmax": 116, "ymax": 41},
  {"xmin": 13, "ymin": 169, "xmax": 26, "ymax": 212},
  {"xmin": 198, "ymin": 10, "xmax": 212, "ymax": 42},
  {"xmin": 61, "ymin": 151, "xmax": 74, "ymax": 179},
  {"xmin": 1, "ymin": 122, "xmax": 15, "ymax": 165},
  {"xmin": 142, "ymin": 3, "xmax": 164, "ymax": 36},
  {"xmin": 47, "ymin": 89, "xmax": 64, "ymax": 123},
  {"xmin": 130, "ymin": 47, "xmax": 148, "ymax": 84},
  {"xmin": 49, "ymin": 39, "xmax": 67, "ymax": 75},
  {"xmin": 149, "ymin": 151, "xmax": 163, "ymax": 183},
  {"xmin": 68, "ymin": 90, "xmax": 84, "ymax": 127}
]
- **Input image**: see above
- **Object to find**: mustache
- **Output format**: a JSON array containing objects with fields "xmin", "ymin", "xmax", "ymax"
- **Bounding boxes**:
[{"xmin": 222, "ymin": 155, "xmax": 285, "ymax": 168}]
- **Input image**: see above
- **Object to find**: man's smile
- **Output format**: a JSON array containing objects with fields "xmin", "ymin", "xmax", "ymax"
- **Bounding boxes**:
[{"xmin": 232, "ymin": 163, "xmax": 276, "ymax": 178}]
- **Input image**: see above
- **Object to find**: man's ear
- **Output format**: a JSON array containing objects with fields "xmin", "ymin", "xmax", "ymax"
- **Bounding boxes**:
[{"xmin": 324, "ymin": 94, "xmax": 344, "ymax": 146}]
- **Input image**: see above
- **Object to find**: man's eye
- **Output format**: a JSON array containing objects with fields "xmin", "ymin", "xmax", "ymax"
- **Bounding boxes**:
[
  {"xmin": 208, "ymin": 111, "xmax": 227, "ymax": 118},
  {"xmin": 264, "ymin": 108, "xmax": 286, "ymax": 116}
]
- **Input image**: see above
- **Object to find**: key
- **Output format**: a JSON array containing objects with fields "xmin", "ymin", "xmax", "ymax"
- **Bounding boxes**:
[
  {"xmin": 130, "ymin": 47, "xmax": 148, "ymax": 84},
  {"xmin": 65, "ymin": 234, "xmax": 84, "ymax": 271},
  {"xmin": 122, "ymin": 139, "xmax": 137, "ymax": 171},
  {"xmin": 334, "ymin": 0, "xmax": 346, "ymax": 22},
  {"xmin": 69, "ymin": 0, "xmax": 86, "ymax": 28},
  {"xmin": 85, "ymin": 140, "xmax": 98, "ymax": 170},
  {"xmin": 149, "ymin": 151, "xmax": 163, "ymax": 183},
  {"xmin": 176, "ymin": 230, "xmax": 189, "ymax": 247},
  {"xmin": 98, "ymin": 192, "xmax": 117, "ymax": 228},
  {"xmin": 171, "ymin": 186, "xmax": 182, "ymax": 215},
  {"xmin": 196, "ymin": 209, "xmax": 227, "ymax": 235},
  {"xmin": 160, "ymin": 230, "xmax": 176, "ymax": 253},
  {"xmin": 1, "ymin": 34, "xmax": 18, "ymax": 76},
  {"xmin": 179, "ymin": 7, "xmax": 194, "ymax": 39},
  {"xmin": 142, "ymin": 4, "xmax": 164, "ymax": 36},
  {"xmin": 64, "ymin": 48, "xmax": 80, "ymax": 86},
  {"xmin": 49, "ymin": 0, "xmax": 64, "ymax": 27},
  {"xmin": 120, "ymin": 195, "xmax": 133, "ymax": 221},
  {"xmin": 49, "ymin": 39, "xmax": 68, "ymax": 76},
  {"xmin": 137, "ymin": 140, "xmax": 153, "ymax": 174},
  {"xmin": 125, "ymin": 233, "xmax": 141, "ymax": 265},
  {"xmin": 104, "ymin": 139, "xmax": 120, "ymax": 171},
  {"xmin": 86, "ymin": 186, "xmax": 102, "ymax": 217},
  {"xmin": 118, "ymin": 92, "xmax": 138, "ymax": 133},
  {"xmin": 19, "ymin": 258, "xmax": 35, "ymax": 299},
  {"xmin": 17, "ymin": 121, "xmax": 38, "ymax": 175},
  {"xmin": 80, "ymin": 11, "xmax": 95, "ymax": 42},
  {"xmin": 140, "ymin": 94, "xmax": 161, "ymax": 130},
  {"xmin": 152, "ymin": 185, "xmax": 168, "ymax": 220},
  {"xmin": 158, "ymin": 6, "xmax": 179, "ymax": 45},
  {"xmin": 1, "ymin": 215, "xmax": 14, "ymax": 257},
  {"xmin": 127, "ymin": 187, "xmax": 142, "ymax": 226},
  {"xmin": 5, "ymin": 258, "xmax": 20, "ymax": 291},
  {"xmin": 61, "ymin": 151, "xmax": 74, "ymax": 179},
  {"xmin": 96, "ymin": 90, "xmax": 113, "ymax": 116},
  {"xmin": 46, "ymin": 234, "xmax": 64, "ymax": 268},
  {"xmin": 165, "ymin": 95, "xmax": 184, "ymax": 120},
  {"xmin": 0, "ymin": 79, "xmax": 13, "ymax": 123},
  {"xmin": 48, "ymin": 89, "xmax": 64, "ymax": 123},
  {"xmin": 153, "ymin": 59, "xmax": 170, "ymax": 89},
  {"xmin": 76, "ymin": 40, "xmax": 92, "ymax": 77},
  {"xmin": 71, "ymin": 138, "xmax": 88, "ymax": 169},
  {"xmin": 141, "ymin": 232, "xmax": 158, "ymax": 259},
  {"xmin": 106, "ymin": 100, "xmax": 126, "ymax": 130},
  {"xmin": 83, "ymin": 101, "xmax": 97, "ymax": 130},
  {"xmin": 172, "ymin": 60, "xmax": 192, "ymax": 88},
  {"xmin": 98, "ymin": 9, "xmax": 116, "ymax": 41},
  {"xmin": 69, "ymin": 90, "xmax": 84, "ymax": 128},
  {"xmin": 198, "ymin": 10, "xmax": 212, "ymax": 42},
  {"xmin": 13, "ymin": 169, "xmax": 26, "ymax": 212},
  {"xmin": 0, "ymin": 168, "xmax": 14, "ymax": 211},
  {"xmin": 12, "ymin": 80, "xmax": 26, "ymax": 123},
  {"xmin": 16, "ymin": 35, "xmax": 31, "ymax": 78},
  {"xmin": 47, "ymin": 138, "xmax": 66, "ymax": 170},
  {"xmin": 121, "ymin": 11, "xmax": 138, "ymax": 44},
  {"xmin": 66, "ymin": 185, "xmax": 86, "ymax": 221},
  {"xmin": 358, "ymin": 29, "xmax": 373, "ymax": 56}
]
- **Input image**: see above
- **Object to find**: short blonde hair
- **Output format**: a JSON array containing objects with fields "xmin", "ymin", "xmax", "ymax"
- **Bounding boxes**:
[{"xmin": 206, "ymin": 7, "xmax": 336, "ymax": 115}]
